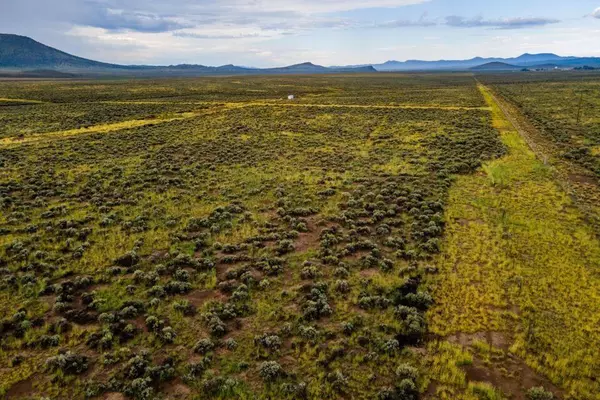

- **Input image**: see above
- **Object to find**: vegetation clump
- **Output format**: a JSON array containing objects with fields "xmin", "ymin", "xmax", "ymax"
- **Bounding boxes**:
[
  {"xmin": 45, "ymin": 351, "xmax": 89, "ymax": 375},
  {"xmin": 1, "ymin": 73, "xmax": 589, "ymax": 399}
]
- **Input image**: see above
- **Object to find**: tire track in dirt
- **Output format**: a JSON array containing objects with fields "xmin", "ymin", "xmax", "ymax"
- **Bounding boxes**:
[{"xmin": 478, "ymin": 81, "xmax": 600, "ymax": 237}]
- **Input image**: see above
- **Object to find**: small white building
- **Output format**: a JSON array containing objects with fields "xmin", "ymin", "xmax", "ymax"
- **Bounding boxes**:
[{"xmin": 287, "ymin": 95, "xmax": 295, "ymax": 100}]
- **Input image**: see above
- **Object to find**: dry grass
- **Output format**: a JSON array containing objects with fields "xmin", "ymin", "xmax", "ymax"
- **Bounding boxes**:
[{"xmin": 426, "ymin": 83, "xmax": 600, "ymax": 399}]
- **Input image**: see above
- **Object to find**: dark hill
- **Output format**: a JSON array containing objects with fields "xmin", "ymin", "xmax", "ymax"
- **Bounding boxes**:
[
  {"xmin": 3, "ymin": 33, "xmax": 598, "ymax": 75},
  {"xmin": 0, "ymin": 33, "xmax": 375, "ymax": 76},
  {"xmin": 0, "ymin": 69, "xmax": 78, "ymax": 78},
  {"xmin": 471, "ymin": 62, "xmax": 521, "ymax": 71},
  {"xmin": 0, "ymin": 34, "xmax": 119, "ymax": 70},
  {"xmin": 273, "ymin": 62, "xmax": 329, "ymax": 72}
]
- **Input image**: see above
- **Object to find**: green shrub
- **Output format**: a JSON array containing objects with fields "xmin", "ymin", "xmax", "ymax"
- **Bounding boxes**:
[
  {"xmin": 527, "ymin": 387, "xmax": 554, "ymax": 400},
  {"xmin": 258, "ymin": 361, "xmax": 283, "ymax": 382},
  {"xmin": 45, "ymin": 351, "xmax": 89, "ymax": 375},
  {"xmin": 194, "ymin": 338, "xmax": 215, "ymax": 355}
]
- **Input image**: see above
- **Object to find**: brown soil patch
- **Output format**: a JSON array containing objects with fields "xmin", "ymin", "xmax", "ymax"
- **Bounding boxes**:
[
  {"xmin": 39, "ymin": 294, "xmax": 57, "ymax": 307},
  {"xmin": 295, "ymin": 229, "xmax": 321, "ymax": 253},
  {"xmin": 359, "ymin": 268, "xmax": 380, "ymax": 278},
  {"xmin": 5, "ymin": 376, "xmax": 36, "ymax": 398},
  {"xmin": 486, "ymin": 331, "xmax": 509, "ymax": 350},
  {"xmin": 87, "ymin": 283, "xmax": 111, "ymax": 292},
  {"xmin": 149, "ymin": 250, "xmax": 169, "ymax": 262},
  {"xmin": 294, "ymin": 217, "xmax": 333, "ymax": 253},
  {"xmin": 163, "ymin": 380, "xmax": 192, "ymax": 399},
  {"xmin": 186, "ymin": 289, "xmax": 227, "ymax": 307},
  {"xmin": 455, "ymin": 217, "xmax": 485, "ymax": 226},
  {"xmin": 131, "ymin": 316, "xmax": 147, "ymax": 331},
  {"xmin": 423, "ymin": 382, "xmax": 439, "ymax": 398},
  {"xmin": 446, "ymin": 331, "xmax": 563, "ymax": 399},
  {"xmin": 215, "ymin": 262, "xmax": 229, "ymax": 281},
  {"xmin": 568, "ymin": 173, "xmax": 598, "ymax": 185},
  {"xmin": 464, "ymin": 356, "xmax": 562, "ymax": 400},
  {"xmin": 344, "ymin": 250, "xmax": 369, "ymax": 261},
  {"xmin": 103, "ymin": 393, "xmax": 126, "ymax": 400},
  {"xmin": 447, "ymin": 331, "xmax": 509, "ymax": 350}
]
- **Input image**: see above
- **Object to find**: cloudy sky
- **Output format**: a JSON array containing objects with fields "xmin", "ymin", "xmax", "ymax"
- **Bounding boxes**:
[{"xmin": 1, "ymin": 0, "xmax": 599, "ymax": 67}]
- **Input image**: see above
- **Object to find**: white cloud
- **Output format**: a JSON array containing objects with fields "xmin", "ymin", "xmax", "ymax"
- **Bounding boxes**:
[
  {"xmin": 82, "ymin": 8, "xmax": 194, "ymax": 32},
  {"xmin": 215, "ymin": 0, "xmax": 430, "ymax": 14},
  {"xmin": 4, "ymin": 0, "xmax": 598, "ymax": 68},
  {"xmin": 66, "ymin": 25, "xmax": 293, "ymax": 65},
  {"xmin": 78, "ymin": 0, "xmax": 431, "ymax": 23}
]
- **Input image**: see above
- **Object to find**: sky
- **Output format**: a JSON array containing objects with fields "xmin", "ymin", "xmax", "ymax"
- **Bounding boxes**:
[{"xmin": 1, "ymin": 0, "xmax": 599, "ymax": 67}]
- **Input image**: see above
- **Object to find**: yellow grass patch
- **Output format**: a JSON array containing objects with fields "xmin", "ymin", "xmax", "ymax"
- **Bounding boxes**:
[
  {"xmin": 0, "ymin": 97, "xmax": 44, "ymax": 104},
  {"xmin": 428, "ymin": 83, "xmax": 600, "ymax": 398},
  {"xmin": 0, "ymin": 112, "xmax": 201, "ymax": 147}
]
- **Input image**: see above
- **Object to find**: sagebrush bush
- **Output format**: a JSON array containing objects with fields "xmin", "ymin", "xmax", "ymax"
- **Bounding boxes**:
[
  {"xmin": 527, "ymin": 387, "xmax": 554, "ymax": 400},
  {"xmin": 45, "ymin": 351, "xmax": 88, "ymax": 375},
  {"xmin": 258, "ymin": 361, "xmax": 283, "ymax": 382},
  {"xmin": 194, "ymin": 338, "xmax": 215, "ymax": 355}
]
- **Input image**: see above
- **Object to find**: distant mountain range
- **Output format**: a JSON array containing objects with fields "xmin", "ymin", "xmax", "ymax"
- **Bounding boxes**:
[
  {"xmin": 470, "ymin": 62, "xmax": 523, "ymax": 71},
  {"xmin": 367, "ymin": 53, "xmax": 600, "ymax": 71},
  {"xmin": 0, "ymin": 34, "xmax": 374, "ymax": 77},
  {"xmin": 1, "ymin": 33, "xmax": 600, "ymax": 77}
]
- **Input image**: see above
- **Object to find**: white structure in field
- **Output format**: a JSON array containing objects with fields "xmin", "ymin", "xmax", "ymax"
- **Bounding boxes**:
[{"xmin": 288, "ymin": 95, "xmax": 295, "ymax": 100}]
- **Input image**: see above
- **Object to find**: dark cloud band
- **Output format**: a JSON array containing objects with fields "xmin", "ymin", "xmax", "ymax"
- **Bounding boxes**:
[
  {"xmin": 445, "ymin": 15, "xmax": 560, "ymax": 29},
  {"xmin": 81, "ymin": 8, "xmax": 194, "ymax": 33}
]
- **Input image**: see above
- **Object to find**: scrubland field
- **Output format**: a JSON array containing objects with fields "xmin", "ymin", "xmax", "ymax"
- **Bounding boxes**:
[{"xmin": 0, "ymin": 72, "xmax": 598, "ymax": 400}]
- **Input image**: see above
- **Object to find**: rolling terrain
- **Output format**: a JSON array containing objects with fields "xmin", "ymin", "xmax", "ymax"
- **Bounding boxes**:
[
  {"xmin": 0, "ymin": 34, "xmax": 375, "ymax": 77},
  {"xmin": 471, "ymin": 63, "xmax": 522, "ymax": 71},
  {"xmin": 0, "ymin": 72, "xmax": 599, "ymax": 399},
  {"xmin": 352, "ymin": 54, "xmax": 600, "ymax": 72},
  {"xmin": 2, "ymin": 33, "xmax": 600, "ymax": 77}
]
